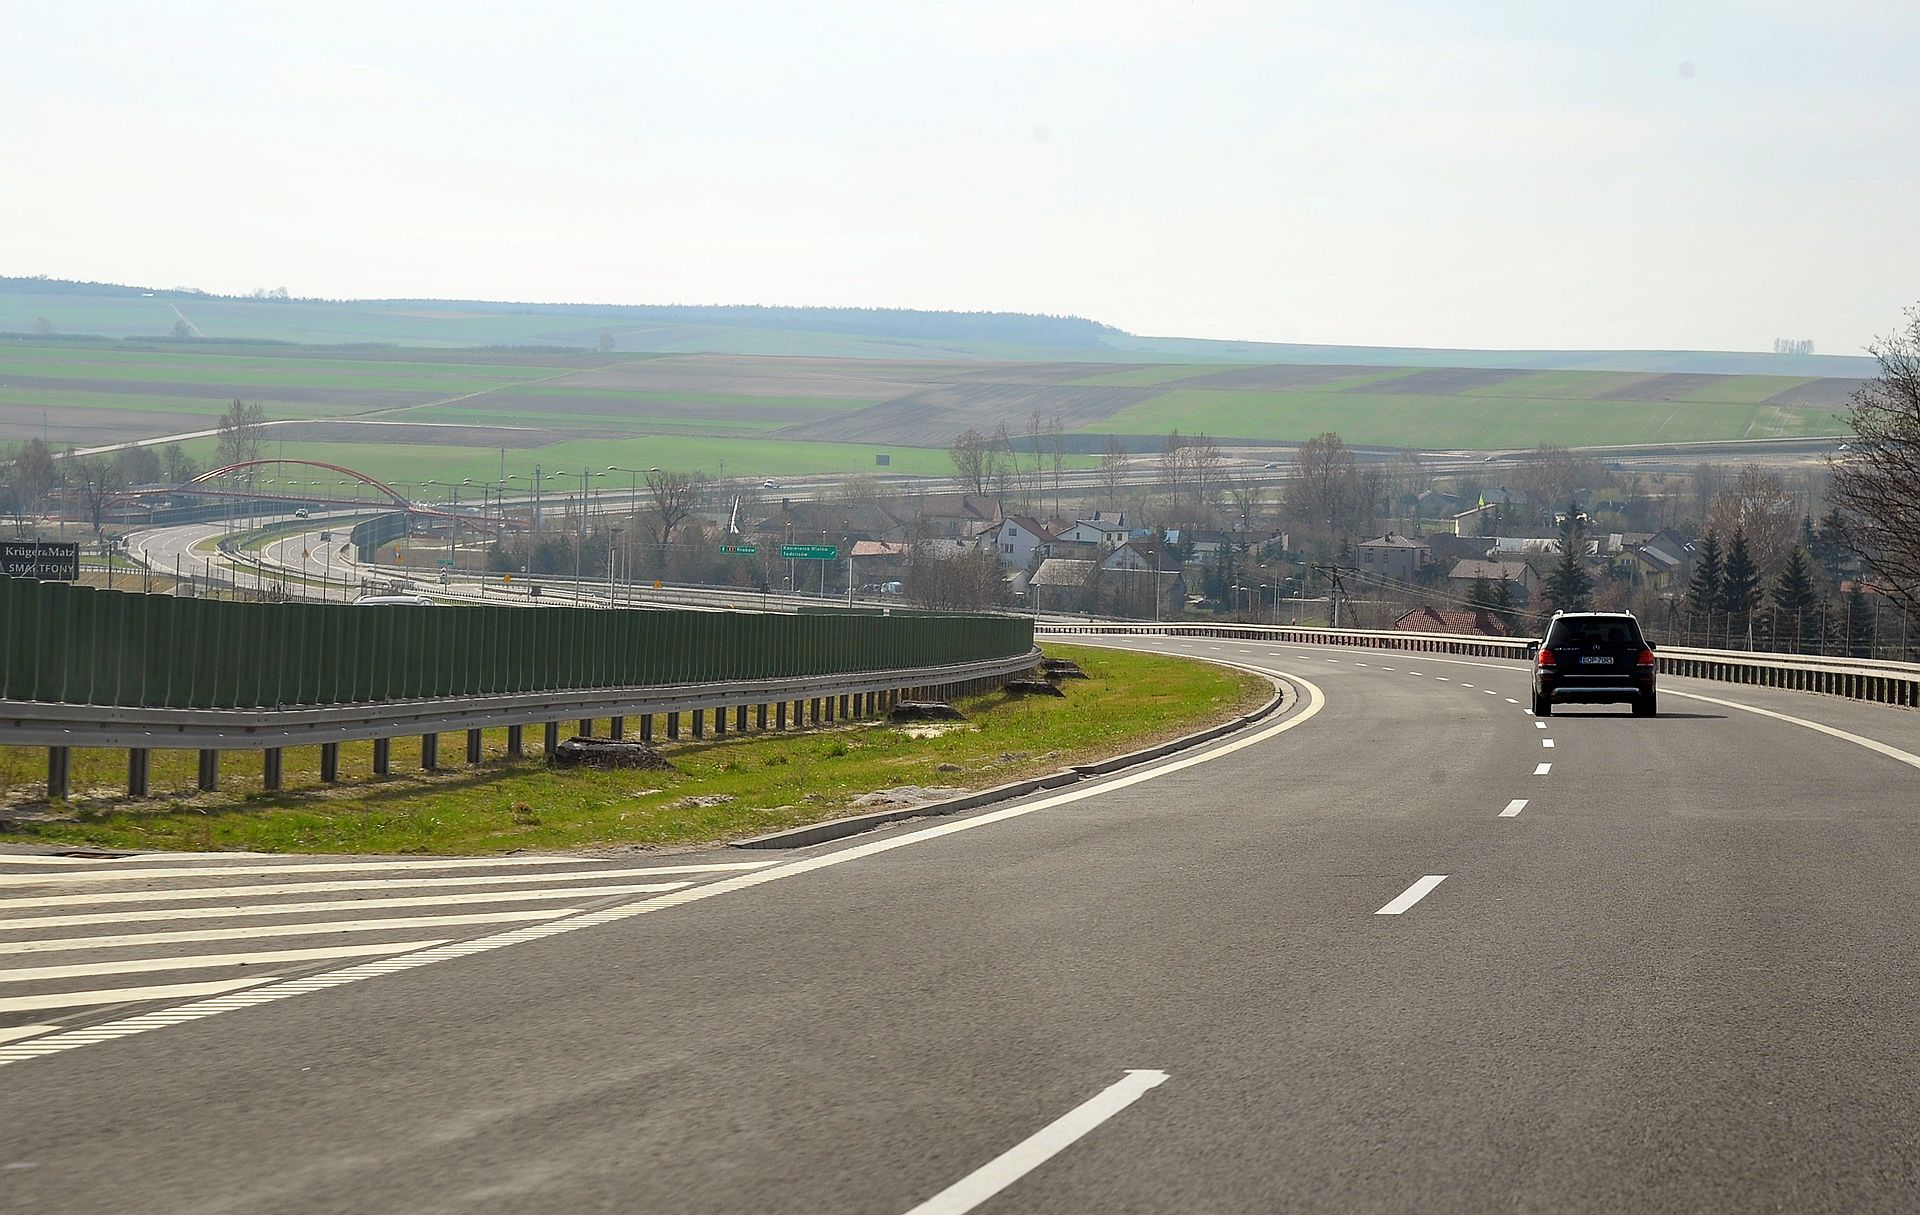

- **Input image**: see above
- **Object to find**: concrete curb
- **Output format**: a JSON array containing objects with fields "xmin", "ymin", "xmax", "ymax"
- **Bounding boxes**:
[{"xmin": 730, "ymin": 677, "xmax": 1288, "ymax": 850}]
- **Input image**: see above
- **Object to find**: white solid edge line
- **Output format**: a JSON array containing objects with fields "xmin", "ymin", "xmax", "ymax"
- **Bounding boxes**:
[
  {"xmin": 0, "ymin": 975, "xmax": 279, "ymax": 1014},
  {"xmin": 1534, "ymin": 762, "xmax": 1552, "ymax": 775},
  {"xmin": 0, "ymin": 669, "xmax": 1328, "ymax": 1069},
  {"xmin": 1500, "ymin": 799, "xmax": 1528, "ymax": 818},
  {"xmin": 901, "ymin": 1070, "xmax": 1170, "ymax": 1215},
  {"xmin": 1376, "ymin": 875, "xmax": 1447, "ymax": 915},
  {"xmin": 1664, "ymin": 688, "xmax": 1920, "ymax": 772},
  {"xmin": 0, "ymin": 869, "xmax": 708, "ymax": 911}
]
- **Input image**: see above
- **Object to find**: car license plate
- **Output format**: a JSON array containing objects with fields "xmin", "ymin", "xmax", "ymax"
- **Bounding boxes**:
[{"xmin": 1579, "ymin": 655, "xmax": 1613, "ymax": 665}]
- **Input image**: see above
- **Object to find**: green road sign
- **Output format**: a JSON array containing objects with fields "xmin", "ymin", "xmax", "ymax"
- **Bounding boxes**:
[
  {"xmin": 436, "ymin": 559, "xmax": 456, "ymax": 567},
  {"xmin": 720, "ymin": 544, "xmax": 760, "ymax": 555},
  {"xmin": 780, "ymin": 544, "xmax": 838, "ymax": 560}
]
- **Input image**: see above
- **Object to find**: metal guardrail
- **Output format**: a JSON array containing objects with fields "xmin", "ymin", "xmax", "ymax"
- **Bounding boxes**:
[
  {"xmin": 1037, "ymin": 622, "xmax": 1920, "ymax": 709},
  {"xmin": 1, "ymin": 649, "xmax": 1041, "ymax": 750}
]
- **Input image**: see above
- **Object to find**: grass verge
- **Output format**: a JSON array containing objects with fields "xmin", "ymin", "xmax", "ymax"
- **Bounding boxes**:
[{"xmin": 0, "ymin": 645, "xmax": 1270, "ymax": 855}]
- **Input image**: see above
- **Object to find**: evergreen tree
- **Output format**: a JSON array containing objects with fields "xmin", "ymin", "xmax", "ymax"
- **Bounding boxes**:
[
  {"xmin": 1490, "ymin": 575, "xmax": 1519, "ymax": 629},
  {"xmin": 1771, "ymin": 548, "xmax": 1822, "ymax": 650},
  {"xmin": 1468, "ymin": 573, "xmax": 1493, "ymax": 609},
  {"xmin": 1543, "ymin": 503, "xmax": 1593, "ymax": 612},
  {"xmin": 1686, "ymin": 532, "xmax": 1722, "ymax": 623},
  {"xmin": 1719, "ymin": 528, "xmax": 1762, "ymax": 645},
  {"xmin": 1844, "ymin": 581, "xmax": 1872, "ymax": 657}
]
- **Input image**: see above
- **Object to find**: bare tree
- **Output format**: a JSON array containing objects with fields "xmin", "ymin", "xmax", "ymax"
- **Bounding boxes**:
[
  {"xmin": 1226, "ymin": 473, "xmax": 1266, "ymax": 535},
  {"xmin": 1098, "ymin": 435, "xmax": 1127, "ymax": 509},
  {"xmin": 948, "ymin": 429, "xmax": 994, "ymax": 497},
  {"xmin": 215, "ymin": 399, "xmax": 268, "ymax": 467},
  {"xmin": 70, "ymin": 456, "xmax": 124, "ymax": 538},
  {"xmin": 1829, "ymin": 307, "xmax": 1920, "ymax": 609},
  {"xmin": 113, "ymin": 444, "xmax": 163, "ymax": 487},
  {"xmin": 160, "ymin": 442, "xmax": 198, "ymax": 484},
  {"xmin": 643, "ymin": 468, "xmax": 700, "ymax": 574},
  {"xmin": 1706, "ymin": 464, "xmax": 1798, "ymax": 578},
  {"xmin": 5, "ymin": 438, "xmax": 58, "ymax": 530},
  {"xmin": 906, "ymin": 543, "xmax": 1004, "ymax": 610},
  {"xmin": 1513, "ymin": 446, "xmax": 1599, "ymax": 518},
  {"xmin": 1044, "ymin": 415, "xmax": 1068, "ymax": 518},
  {"xmin": 1283, "ymin": 432, "xmax": 1361, "ymax": 544}
]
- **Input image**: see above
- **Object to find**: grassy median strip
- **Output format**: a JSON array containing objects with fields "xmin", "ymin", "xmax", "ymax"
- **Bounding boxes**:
[{"xmin": 0, "ymin": 645, "xmax": 1270, "ymax": 855}]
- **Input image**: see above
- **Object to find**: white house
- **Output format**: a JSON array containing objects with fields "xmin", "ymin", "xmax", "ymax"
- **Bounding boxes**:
[{"xmin": 978, "ymin": 514, "xmax": 1054, "ymax": 570}]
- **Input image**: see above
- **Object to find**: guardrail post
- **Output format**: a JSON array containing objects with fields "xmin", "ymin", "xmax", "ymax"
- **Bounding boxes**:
[
  {"xmin": 667, "ymin": 712, "xmax": 680, "ymax": 740},
  {"xmin": 736, "ymin": 704, "xmax": 749, "ymax": 733},
  {"xmin": 544, "ymin": 721, "xmax": 560, "ymax": 755},
  {"xmin": 609, "ymin": 717, "xmax": 624, "ymax": 740},
  {"xmin": 197, "ymin": 749, "xmax": 219, "ymax": 792},
  {"xmin": 776, "ymin": 701, "xmax": 788, "ymax": 730},
  {"xmin": 577, "ymin": 718, "xmax": 593, "ymax": 737},
  {"xmin": 714, "ymin": 707, "xmax": 727, "ymax": 736},
  {"xmin": 756, "ymin": 703, "xmax": 767, "ymax": 731},
  {"xmin": 320, "ymin": 743, "xmax": 340, "ymax": 783},
  {"xmin": 640, "ymin": 715, "xmax": 653, "ymax": 742},
  {"xmin": 506, "ymin": 725, "xmax": 523, "ymax": 756},
  {"xmin": 47, "ymin": 747, "xmax": 70, "ymax": 801},
  {"xmin": 127, "ymin": 748, "xmax": 149, "ymax": 798},
  {"xmin": 692, "ymin": 709, "xmax": 705, "ymax": 738},
  {"xmin": 263, "ymin": 747, "xmax": 284, "ymax": 791},
  {"xmin": 466, "ymin": 729, "xmax": 483, "ymax": 765},
  {"xmin": 420, "ymin": 734, "xmax": 439, "ymax": 770},
  {"xmin": 373, "ymin": 737, "xmax": 391, "ymax": 774}
]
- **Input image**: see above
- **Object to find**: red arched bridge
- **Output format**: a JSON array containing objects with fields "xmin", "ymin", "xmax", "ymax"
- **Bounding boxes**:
[{"xmin": 128, "ymin": 458, "xmax": 519, "ymax": 533}]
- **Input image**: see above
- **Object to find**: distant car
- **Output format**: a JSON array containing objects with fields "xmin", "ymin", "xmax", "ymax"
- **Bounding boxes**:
[
  {"xmin": 353, "ymin": 594, "xmax": 435, "ymax": 606},
  {"xmin": 1528, "ymin": 610, "xmax": 1656, "ymax": 716},
  {"xmin": 293, "ymin": 508, "xmax": 309, "ymax": 519},
  {"xmin": 317, "ymin": 531, "xmax": 332, "ymax": 542},
  {"xmin": 762, "ymin": 479, "xmax": 780, "ymax": 489},
  {"xmin": 1262, "ymin": 462, "xmax": 1279, "ymax": 470}
]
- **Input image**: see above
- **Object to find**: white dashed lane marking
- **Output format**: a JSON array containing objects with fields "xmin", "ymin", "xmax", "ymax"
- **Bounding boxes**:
[
  {"xmin": 1376, "ymin": 876, "xmax": 1448, "ymax": 915},
  {"xmin": 1534, "ymin": 762, "xmax": 1552, "ymax": 775},
  {"xmin": 1500, "ymin": 799, "xmax": 1529, "ymax": 818}
]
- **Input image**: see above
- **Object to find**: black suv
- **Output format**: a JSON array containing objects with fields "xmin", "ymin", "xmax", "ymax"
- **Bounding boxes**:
[{"xmin": 1528, "ymin": 611, "xmax": 1657, "ymax": 716}]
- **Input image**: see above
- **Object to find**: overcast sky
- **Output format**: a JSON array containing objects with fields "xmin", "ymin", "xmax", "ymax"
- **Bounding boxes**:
[{"xmin": 5, "ymin": 1, "xmax": 1914, "ymax": 354}]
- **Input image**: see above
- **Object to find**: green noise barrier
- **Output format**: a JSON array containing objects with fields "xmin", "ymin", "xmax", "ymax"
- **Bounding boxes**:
[{"xmin": 0, "ymin": 579, "xmax": 1033, "ymax": 711}]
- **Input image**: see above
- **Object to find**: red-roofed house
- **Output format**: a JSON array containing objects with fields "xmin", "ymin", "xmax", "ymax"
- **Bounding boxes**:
[{"xmin": 1393, "ymin": 606, "xmax": 1513, "ymax": 638}]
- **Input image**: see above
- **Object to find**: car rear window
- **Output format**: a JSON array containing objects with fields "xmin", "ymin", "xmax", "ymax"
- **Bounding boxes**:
[{"xmin": 1549, "ymin": 617, "xmax": 1643, "ymax": 649}]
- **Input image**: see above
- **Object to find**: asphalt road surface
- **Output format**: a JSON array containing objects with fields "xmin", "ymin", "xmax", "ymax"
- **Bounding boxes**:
[{"xmin": 4, "ymin": 636, "xmax": 1919, "ymax": 1213}]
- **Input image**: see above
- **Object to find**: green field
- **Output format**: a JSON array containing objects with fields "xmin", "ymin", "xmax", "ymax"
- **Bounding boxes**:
[
  {"xmin": 0, "ymin": 332, "xmax": 1857, "ymax": 466},
  {"xmin": 1084, "ymin": 384, "xmax": 1845, "ymax": 448},
  {"xmin": 171, "ymin": 434, "xmax": 967, "ymax": 487}
]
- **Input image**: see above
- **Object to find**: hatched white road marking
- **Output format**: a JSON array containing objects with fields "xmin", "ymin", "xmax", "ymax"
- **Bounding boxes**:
[
  {"xmin": 1376, "ymin": 876, "xmax": 1448, "ymax": 915},
  {"xmin": 0, "ymin": 940, "xmax": 447, "ymax": 984},
  {"xmin": 0, "ymin": 668, "xmax": 1329, "ymax": 1069},
  {"xmin": 1536, "ymin": 721, "xmax": 1547, "ymax": 728},
  {"xmin": 1500, "ymin": 799, "xmax": 1529, "ymax": 818},
  {"xmin": 0, "ymin": 909, "xmax": 576, "ymax": 955},
  {"xmin": 1461, "ymin": 682, "xmax": 1474, "ymax": 688},
  {"xmin": 0, "ymin": 868, "xmax": 714, "ymax": 911},
  {"xmin": 1534, "ymin": 762, "xmax": 1552, "ymax": 775},
  {"xmin": 1505, "ymin": 698, "xmax": 1518, "ymax": 703},
  {"xmin": 901, "ymin": 1070, "xmax": 1170, "ymax": 1215},
  {"xmin": 1435, "ymin": 676, "xmax": 1450, "ymax": 681},
  {"xmin": 1380, "ymin": 666, "xmax": 1394, "ymax": 671},
  {"xmin": 1484, "ymin": 689, "xmax": 1497, "ymax": 695},
  {"xmin": 0, "ymin": 976, "xmax": 278, "ymax": 1015},
  {"xmin": 0, "ymin": 882, "xmax": 691, "ymax": 930}
]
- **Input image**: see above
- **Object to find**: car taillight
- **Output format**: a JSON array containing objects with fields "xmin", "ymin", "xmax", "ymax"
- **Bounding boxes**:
[
  {"xmin": 1537, "ymin": 649, "xmax": 1555, "ymax": 667},
  {"xmin": 1636, "ymin": 648, "xmax": 1655, "ymax": 666}
]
